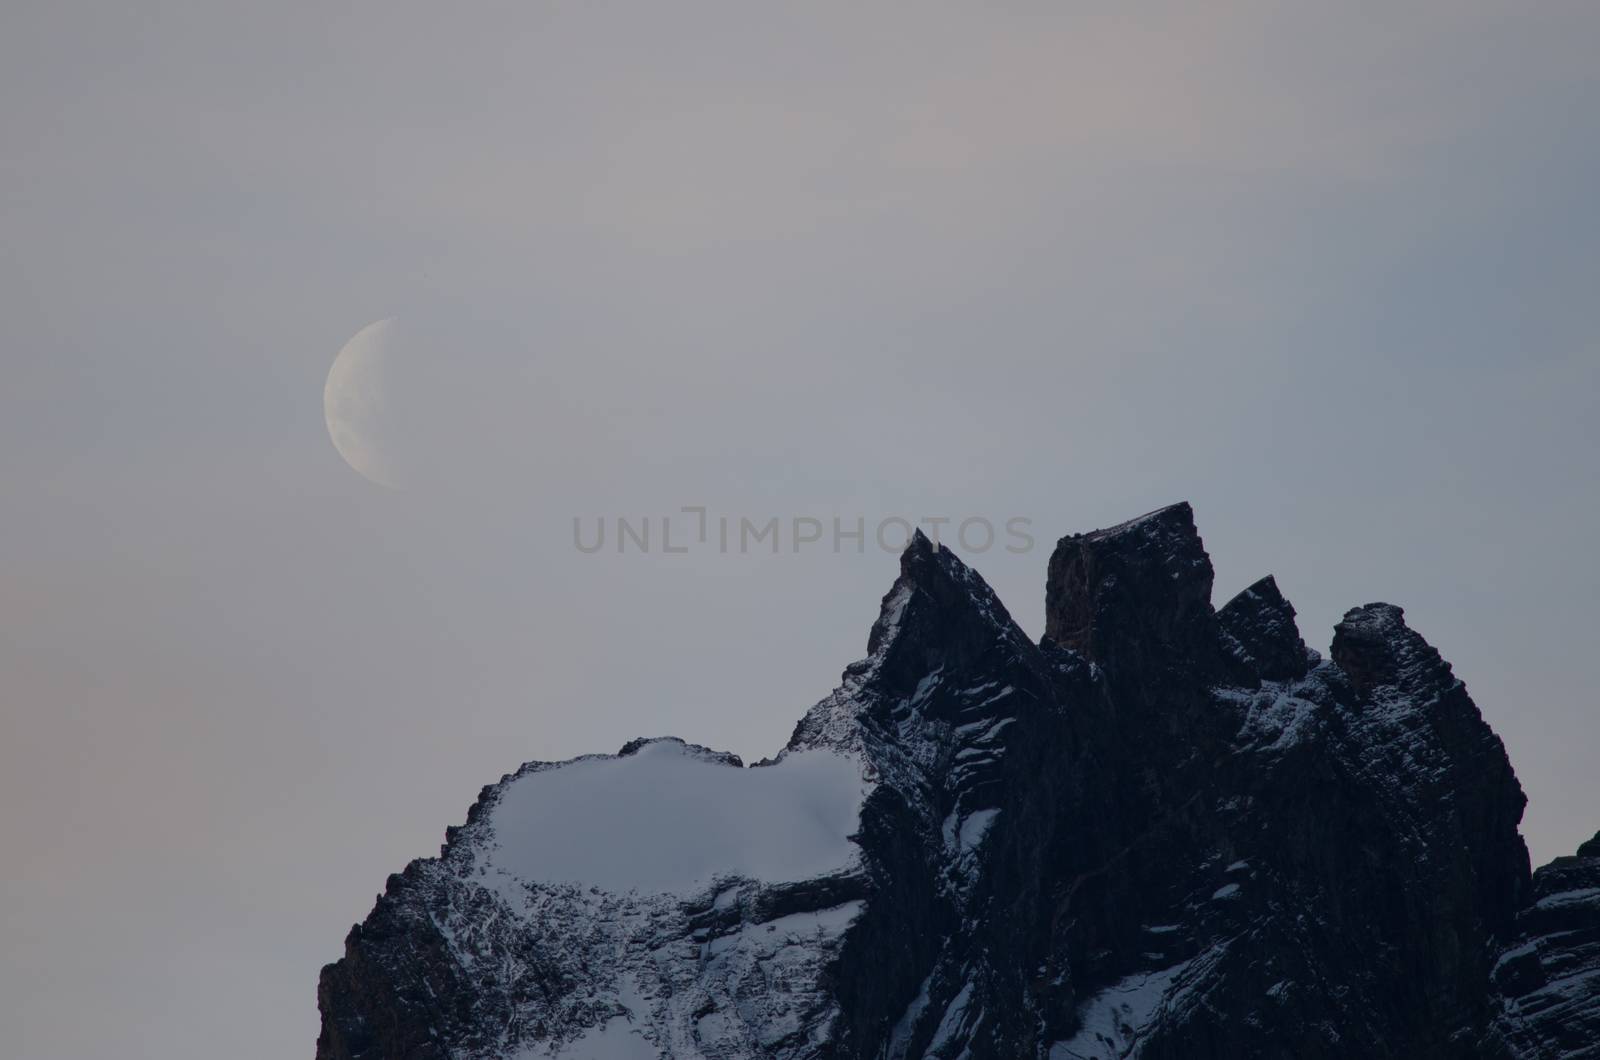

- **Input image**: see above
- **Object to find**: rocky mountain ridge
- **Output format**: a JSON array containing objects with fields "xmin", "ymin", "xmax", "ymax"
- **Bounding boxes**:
[{"xmin": 315, "ymin": 504, "xmax": 1598, "ymax": 1059}]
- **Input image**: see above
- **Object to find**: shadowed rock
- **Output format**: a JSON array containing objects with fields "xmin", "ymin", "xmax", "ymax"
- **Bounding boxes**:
[
  {"xmin": 1219, "ymin": 574, "xmax": 1312, "ymax": 683},
  {"xmin": 1492, "ymin": 836, "xmax": 1600, "ymax": 1057},
  {"xmin": 1043, "ymin": 502, "xmax": 1219, "ymax": 682}
]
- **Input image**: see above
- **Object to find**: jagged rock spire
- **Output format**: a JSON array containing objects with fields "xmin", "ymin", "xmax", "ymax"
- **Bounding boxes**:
[
  {"xmin": 1042, "ymin": 502, "xmax": 1218, "ymax": 675},
  {"xmin": 1218, "ymin": 574, "xmax": 1312, "ymax": 683},
  {"xmin": 1331, "ymin": 602, "xmax": 1455, "ymax": 698}
]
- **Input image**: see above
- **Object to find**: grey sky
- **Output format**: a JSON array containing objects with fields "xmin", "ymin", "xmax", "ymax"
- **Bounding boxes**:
[{"xmin": 3, "ymin": 3, "xmax": 1597, "ymax": 1058}]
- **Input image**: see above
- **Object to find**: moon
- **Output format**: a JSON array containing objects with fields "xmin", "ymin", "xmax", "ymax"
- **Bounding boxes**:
[{"xmin": 325, "ymin": 318, "xmax": 404, "ymax": 488}]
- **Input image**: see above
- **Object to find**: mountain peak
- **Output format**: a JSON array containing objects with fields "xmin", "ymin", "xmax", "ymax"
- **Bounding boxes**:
[
  {"xmin": 1330, "ymin": 601, "xmax": 1454, "ymax": 697},
  {"xmin": 864, "ymin": 528, "xmax": 1025, "ymax": 668},
  {"xmin": 1080, "ymin": 500, "xmax": 1197, "ymax": 542},
  {"xmin": 315, "ymin": 504, "xmax": 1587, "ymax": 1060},
  {"xmin": 1042, "ymin": 501, "xmax": 1217, "ymax": 680}
]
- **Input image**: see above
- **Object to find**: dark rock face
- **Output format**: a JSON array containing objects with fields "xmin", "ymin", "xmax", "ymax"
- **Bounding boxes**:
[
  {"xmin": 315, "ymin": 504, "xmax": 1592, "ymax": 1059},
  {"xmin": 1491, "ymin": 840, "xmax": 1600, "ymax": 1058},
  {"xmin": 1218, "ymin": 574, "xmax": 1311, "ymax": 683},
  {"xmin": 1043, "ymin": 503, "xmax": 1222, "ymax": 690}
]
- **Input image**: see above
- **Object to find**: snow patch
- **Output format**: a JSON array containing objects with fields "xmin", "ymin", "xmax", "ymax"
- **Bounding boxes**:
[
  {"xmin": 1050, "ymin": 960, "xmax": 1192, "ymax": 1060},
  {"xmin": 927, "ymin": 981, "xmax": 976, "ymax": 1054},
  {"xmin": 482, "ymin": 741, "xmax": 867, "ymax": 895},
  {"xmin": 1533, "ymin": 886, "xmax": 1600, "ymax": 910},
  {"xmin": 885, "ymin": 971, "xmax": 934, "ymax": 1060},
  {"xmin": 544, "ymin": 1015, "xmax": 657, "ymax": 1059},
  {"xmin": 958, "ymin": 809, "xmax": 1001, "ymax": 853},
  {"xmin": 1234, "ymin": 690, "xmax": 1320, "ymax": 752}
]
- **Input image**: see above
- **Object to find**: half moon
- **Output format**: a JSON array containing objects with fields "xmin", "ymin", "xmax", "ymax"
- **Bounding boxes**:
[{"xmin": 324, "ymin": 318, "xmax": 403, "ymax": 488}]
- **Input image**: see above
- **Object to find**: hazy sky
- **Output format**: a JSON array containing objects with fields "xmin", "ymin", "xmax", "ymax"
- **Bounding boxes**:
[{"xmin": 3, "ymin": 4, "xmax": 1597, "ymax": 1058}]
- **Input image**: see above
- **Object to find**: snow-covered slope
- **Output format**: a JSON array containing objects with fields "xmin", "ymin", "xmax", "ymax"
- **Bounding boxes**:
[
  {"xmin": 315, "ymin": 505, "xmax": 1593, "ymax": 1060},
  {"xmin": 318, "ymin": 736, "xmax": 874, "ymax": 1059},
  {"xmin": 478, "ymin": 741, "xmax": 866, "ymax": 896}
]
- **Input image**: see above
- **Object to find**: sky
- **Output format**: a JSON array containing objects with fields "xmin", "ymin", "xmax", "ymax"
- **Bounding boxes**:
[{"xmin": 2, "ymin": 3, "xmax": 1598, "ymax": 1058}]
